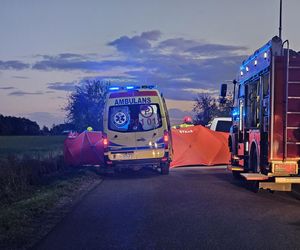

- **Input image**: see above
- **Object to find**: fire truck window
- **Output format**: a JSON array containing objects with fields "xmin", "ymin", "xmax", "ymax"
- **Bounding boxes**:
[
  {"xmin": 262, "ymin": 73, "xmax": 269, "ymax": 97},
  {"xmin": 246, "ymin": 81, "xmax": 260, "ymax": 128},
  {"xmin": 238, "ymin": 84, "xmax": 245, "ymax": 97}
]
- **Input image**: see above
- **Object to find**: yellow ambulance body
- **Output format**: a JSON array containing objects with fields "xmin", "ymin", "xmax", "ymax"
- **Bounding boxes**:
[{"xmin": 103, "ymin": 86, "xmax": 173, "ymax": 174}]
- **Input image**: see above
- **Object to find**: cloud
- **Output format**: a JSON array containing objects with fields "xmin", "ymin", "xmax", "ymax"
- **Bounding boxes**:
[
  {"xmin": 186, "ymin": 44, "xmax": 247, "ymax": 56},
  {"xmin": 26, "ymin": 31, "xmax": 246, "ymax": 101},
  {"xmin": 107, "ymin": 32, "xmax": 246, "ymax": 100},
  {"xmin": 55, "ymin": 53, "xmax": 87, "ymax": 59},
  {"xmin": 32, "ymin": 57, "xmax": 140, "ymax": 71},
  {"xmin": 47, "ymin": 82, "xmax": 77, "ymax": 91},
  {"xmin": 9, "ymin": 90, "xmax": 43, "ymax": 96},
  {"xmin": 158, "ymin": 38, "xmax": 200, "ymax": 52},
  {"xmin": 0, "ymin": 60, "xmax": 30, "ymax": 70},
  {"xmin": 0, "ymin": 86, "xmax": 15, "ymax": 90},
  {"xmin": 108, "ymin": 30, "xmax": 161, "ymax": 54},
  {"xmin": 122, "ymin": 53, "xmax": 244, "ymax": 100},
  {"xmin": 13, "ymin": 76, "xmax": 29, "ymax": 79}
]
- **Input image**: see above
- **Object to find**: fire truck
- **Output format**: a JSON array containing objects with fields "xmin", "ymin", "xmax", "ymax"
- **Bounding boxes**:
[{"xmin": 222, "ymin": 36, "xmax": 300, "ymax": 191}]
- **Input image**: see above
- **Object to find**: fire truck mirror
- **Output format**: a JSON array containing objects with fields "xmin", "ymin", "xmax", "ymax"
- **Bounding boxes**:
[
  {"xmin": 232, "ymin": 125, "xmax": 238, "ymax": 133},
  {"xmin": 220, "ymin": 84, "xmax": 227, "ymax": 98}
]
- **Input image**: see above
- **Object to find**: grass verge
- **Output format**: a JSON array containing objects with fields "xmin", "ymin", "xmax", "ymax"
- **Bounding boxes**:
[
  {"xmin": 0, "ymin": 136, "xmax": 66, "ymax": 158},
  {"xmin": 0, "ymin": 168, "xmax": 102, "ymax": 250}
]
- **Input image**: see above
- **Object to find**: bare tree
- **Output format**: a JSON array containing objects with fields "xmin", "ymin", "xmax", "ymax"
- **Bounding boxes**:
[{"xmin": 193, "ymin": 93, "xmax": 232, "ymax": 126}]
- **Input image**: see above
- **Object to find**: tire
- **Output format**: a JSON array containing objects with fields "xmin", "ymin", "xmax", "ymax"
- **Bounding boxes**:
[
  {"xmin": 248, "ymin": 180, "xmax": 260, "ymax": 193},
  {"xmin": 248, "ymin": 146, "xmax": 260, "ymax": 193},
  {"xmin": 160, "ymin": 163, "xmax": 170, "ymax": 175},
  {"xmin": 232, "ymin": 170, "xmax": 241, "ymax": 179},
  {"xmin": 250, "ymin": 146, "xmax": 258, "ymax": 173}
]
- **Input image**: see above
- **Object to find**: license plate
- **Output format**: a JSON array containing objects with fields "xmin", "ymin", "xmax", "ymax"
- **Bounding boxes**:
[{"xmin": 118, "ymin": 153, "xmax": 133, "ymax": 159}]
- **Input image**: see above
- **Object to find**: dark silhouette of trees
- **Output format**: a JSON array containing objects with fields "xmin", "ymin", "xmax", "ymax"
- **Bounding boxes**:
[
  {"xmin": 50, "ymin": 123, "xmax": 75, "ymax": 135},
  {"xmin": 41, "ymin": 126, "xmax": 50, "ymax": 135},
  {"xmin": 193, "ymin": 93, "xmax": 233, "ymax": 125},
  {"xmin": 64, "ymin": 80, "xmax": 109, "ymax": 132},
  {"xmin": 0, "ymin": 115, "xmax": 40, "ymax": 135}
]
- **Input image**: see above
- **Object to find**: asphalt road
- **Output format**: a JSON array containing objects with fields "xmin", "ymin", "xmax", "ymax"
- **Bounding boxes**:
[{"xmin": 35, "ymin": 166, "xmax": 300, "ymax": 250}]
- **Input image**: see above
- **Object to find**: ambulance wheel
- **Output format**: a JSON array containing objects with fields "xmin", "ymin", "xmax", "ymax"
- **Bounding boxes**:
[{"xmin": 160, "ymin": 163, "xmax": 170, "ymax": 175}]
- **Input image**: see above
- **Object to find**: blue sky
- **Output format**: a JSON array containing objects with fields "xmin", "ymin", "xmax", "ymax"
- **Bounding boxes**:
[{"xmin": 1, "ymin": 0, "xmax": 300, "ymax": 126}]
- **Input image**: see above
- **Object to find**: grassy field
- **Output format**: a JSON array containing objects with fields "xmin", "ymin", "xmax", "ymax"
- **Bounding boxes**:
[
  {"xmin": 0, "ymin": 136, "xmax": 68, "ymax": 205},
  {"xmin": 0, "ymin": 135, "xmax": 103, "ymax": 249},
  {"xmin": 0, "ymin": 136, "xmax": 66, "ymax": 158},
  {"xmin": 0, "ymin": 168, "xmax": 101, "ymax": 249}
]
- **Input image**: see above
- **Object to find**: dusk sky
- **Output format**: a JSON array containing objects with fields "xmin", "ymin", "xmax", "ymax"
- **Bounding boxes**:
[{"xmin": 1, "ymin": 0, "xmax": 300, "ymax": 127}]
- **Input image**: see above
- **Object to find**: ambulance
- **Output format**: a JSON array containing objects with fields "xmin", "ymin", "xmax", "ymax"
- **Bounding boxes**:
[{"xmin": 102, "ymin": 85, "xmax": 173, "ymax": 174}]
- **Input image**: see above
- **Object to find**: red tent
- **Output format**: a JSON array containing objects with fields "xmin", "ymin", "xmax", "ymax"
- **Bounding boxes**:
[
  {"xmin": 64, "ymin": 131, "xmax": 104, "ymax": 166},
  {"xmin": 170, "ymin": 126, "xmax": 230, "ymax": 168}
]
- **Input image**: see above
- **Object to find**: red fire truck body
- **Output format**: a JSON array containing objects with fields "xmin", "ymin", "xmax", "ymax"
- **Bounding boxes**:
[{"xmin": 228, "ymin": 36, "xmax": 300, "ymax": 191}]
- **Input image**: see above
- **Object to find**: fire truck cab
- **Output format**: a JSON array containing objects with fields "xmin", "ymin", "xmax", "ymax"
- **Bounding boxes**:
[{"xmin": 224, "ymin": 36, "xmax": 300, "ymax": 191}]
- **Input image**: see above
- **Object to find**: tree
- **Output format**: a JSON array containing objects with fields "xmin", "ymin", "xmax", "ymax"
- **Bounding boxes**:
[
  {"xmin": 64, "ymin": 80, "xmax": 109, "ymax": 132},
  {"xmin": 0, "ymin": 114, "xmax": 40, "ymax": 135},
  {"xmin": 218, "ymin": 93, "xmax": 233, "ymax": 117},
  {"xmin": 41, "ymin": 126, "xmax": 50, "ymax": 135},
  {"xmin": 50, "ymin": 123, "xmax": 75, "ymax": 135},
  {"xmin": 193, "ymin": 93, "xmax": 233, "ymax": 126}
]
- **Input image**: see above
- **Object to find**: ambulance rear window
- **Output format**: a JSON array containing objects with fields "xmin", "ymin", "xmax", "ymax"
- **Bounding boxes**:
[{"xmin": 108, "ymin": 104, "xmax": 162, "ymax": 132}]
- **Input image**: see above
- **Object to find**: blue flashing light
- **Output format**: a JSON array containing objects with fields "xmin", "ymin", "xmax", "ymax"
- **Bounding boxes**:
[
  {"xmin": 125, "ymin": 86, "xmax": 135, "ymax": 90},
  {"xmin": 241, "ymin": 43, "xmax": 271, "ymax": 69},
  {"xmin": 232, "ymin": 108, "xmax": 239, "ymax": 117},
  {"xmin": 109, "ymin": 85, "xmax": 156, "ymax": 91},
  {"xmin": 109, "ymin": 87, "xmax": 120, "ymax": 91}
]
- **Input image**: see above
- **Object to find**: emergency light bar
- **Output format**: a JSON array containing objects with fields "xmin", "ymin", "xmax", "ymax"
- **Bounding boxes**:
[
  {"xmin": 238, "ymin": 42, "xmax": 272, "ymax": 84},
  {"xmin": 108, "ymin": 85, "xmax": 156, "ymax": 91},
  {"xmin": 109, "ymin": 87, "xmax": 120, "ymax": 91}
]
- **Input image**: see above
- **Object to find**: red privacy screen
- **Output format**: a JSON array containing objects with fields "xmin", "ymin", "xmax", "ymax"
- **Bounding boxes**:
[
  {"xmin": 170, "ymin": 126, "xmax": 230, "ymax": 168},
  {"xmin": 64, "ymin": 126, "xmax": 230, "ymax": 168}
]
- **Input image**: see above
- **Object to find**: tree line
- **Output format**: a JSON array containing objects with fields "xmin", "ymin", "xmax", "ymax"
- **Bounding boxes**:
[{"xmin": 0, "ymin": 115, "xmax": 74, "ymax": 136}]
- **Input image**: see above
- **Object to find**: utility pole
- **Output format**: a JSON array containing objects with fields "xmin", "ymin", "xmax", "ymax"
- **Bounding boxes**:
[{"xmin": 279, "ymin": 0, "xmax": 282, "ymax": 39}]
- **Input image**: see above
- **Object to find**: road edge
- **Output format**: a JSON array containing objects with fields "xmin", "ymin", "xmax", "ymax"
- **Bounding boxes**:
[
  {"xmin": 292, "ymin": 184, "xmax": 300, "ymax": 200},
  {"xmin": 28, "ymin": 174, "xmax": 103, "ymax": 249}
]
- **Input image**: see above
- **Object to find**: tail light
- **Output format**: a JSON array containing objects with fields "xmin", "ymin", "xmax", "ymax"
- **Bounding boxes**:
[
  {"xmin": 103, "ymin": 134, "xmax": 109, "ymax": 152},
  {"xmin": 164, "ymin": 130, "xmax": 169, "ymax": 149},
  {"xmin": 272, "ymin": 162, "xmax": 297, "ymax": 175}
]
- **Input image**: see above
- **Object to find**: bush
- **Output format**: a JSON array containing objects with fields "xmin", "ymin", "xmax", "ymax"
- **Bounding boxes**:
[{"xmin": 0, "ymin": 154, "xmax": 65, "ymax": 205}]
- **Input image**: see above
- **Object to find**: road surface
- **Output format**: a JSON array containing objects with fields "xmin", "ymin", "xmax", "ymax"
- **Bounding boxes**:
[{"xmin": 35, "ymin": 166, "xmax": 300, "ymax": 250}]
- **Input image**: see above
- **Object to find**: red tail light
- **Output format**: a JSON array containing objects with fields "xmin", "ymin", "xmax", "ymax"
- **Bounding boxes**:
[
  {"xmin": 273, "ymin": 162, "xmax": 297, "ymax": 175},
  {"xmin": 164, "ymin": 131, "xmax": 169, "ymax": 149},
  {"xmin": 103, "ymin": 134, "xmax": 109, "ymax": 152}
]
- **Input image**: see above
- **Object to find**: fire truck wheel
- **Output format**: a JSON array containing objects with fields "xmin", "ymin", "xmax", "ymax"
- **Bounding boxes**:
[
  {"xmin": 248, "ymin": 180, "xmax": 260, "ymax": 193},
  {"xmin": 160, "ymin": 163, "xmax": 170, "ymax": 175},
  {"xmin": 250, "ymin": 146, "xmax": 259, "ymax": 173},
  {"xmin": 232, "ymin": 170, "xmax": 241, "ymax": 179}
]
